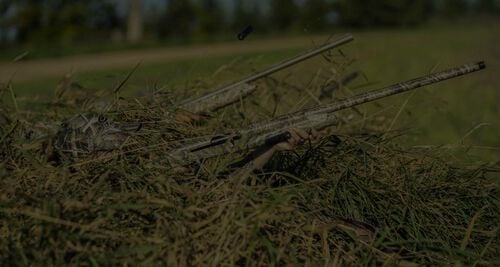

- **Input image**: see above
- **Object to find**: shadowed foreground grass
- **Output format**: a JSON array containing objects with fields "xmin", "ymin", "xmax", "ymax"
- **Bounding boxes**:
[
  {"xmin": 1, "ymin": 132, "xmax": 498, "ymax": 265},
  {"xmin": 0, "ymin": 52, "xmax": 499, "ymax": 265}
]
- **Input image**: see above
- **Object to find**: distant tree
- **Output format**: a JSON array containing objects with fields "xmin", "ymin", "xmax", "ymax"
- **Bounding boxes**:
[
  {"xmin": 158, "ymin": 0, "xmax": 195, "ymax": 39},
  {"xmin": 0, "ymin": 0, "xmax": 19, "ymax": 44},
  {"xmin": 337, "ymin": 0, "xmax": 434, "ymax": 27},
  {"xmin": 232, "ymin": 1, "xmax": 267, "ymax": 34},
  {"xmin": 0, "ymin": 0, "xmax": 14, "ymax": 17},
  {"xmin": 269, "ymin": 0, "xmax": 298, "ymax": 31},
  {"xmin": 127, "ymin": 0, "xmax": 143, "ymax": 43},
  {"xmin": 232, "ymin": 0, "xmax": 251, "ymax": 30},
  {"xmin": 8, "ymin": 0, "xmax": 119, "ymax": 44},
  {"xmin": 197, "ymin": 0, "xmax": 225, "ymax": 35},
  {"xmin": 300, "ymin": 0, "xmax": 330, "ymax": 32},
  {"xmin": 9, "ymin": 0, "xmax": 42, "ymax": 43},
  {"xmin": 475, "ymin": 0, "xmax": 500, "ymax": 14},
  {"xmin": 89, "ymin": 1, "xmax": 120, "ymax": 30},
  {"xmin": 439, "ymin": 0, "xmax": 468, "ymax": 18}
]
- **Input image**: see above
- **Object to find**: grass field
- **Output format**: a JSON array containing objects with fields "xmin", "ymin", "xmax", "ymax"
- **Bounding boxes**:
[
  {"xmin": 1, "ymin": 21, "xmax": 499, "ymax": 266},
  {"xmin": 5, "ymin": 21, "xmax": 499, "ymax": 161}
]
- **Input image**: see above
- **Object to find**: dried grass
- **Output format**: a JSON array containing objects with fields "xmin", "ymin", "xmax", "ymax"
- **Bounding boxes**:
[{"xmin": 0, "ymin": 54, "xmax": 498, "ymax": 266}]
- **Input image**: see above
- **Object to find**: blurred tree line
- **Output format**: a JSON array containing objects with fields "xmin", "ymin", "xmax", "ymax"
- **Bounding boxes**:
[
  {"xmin": 0, "ymin": 0, "xmax": 120, "ymax": 44},
  {"xmin": 0, "ymin": 0, "xmax": 498, "ymax": 46}
]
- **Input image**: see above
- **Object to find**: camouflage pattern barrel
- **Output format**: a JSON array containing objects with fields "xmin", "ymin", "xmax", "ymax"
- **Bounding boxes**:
[{"xmin": 306, "ymin": 61, "xmax": 486, "ymax": 115}]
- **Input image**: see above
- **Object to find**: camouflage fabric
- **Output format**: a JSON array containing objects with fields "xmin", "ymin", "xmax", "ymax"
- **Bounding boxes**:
[{"xmin": 54, "ymin": 113, "xmax": 141, "ymax": 159}]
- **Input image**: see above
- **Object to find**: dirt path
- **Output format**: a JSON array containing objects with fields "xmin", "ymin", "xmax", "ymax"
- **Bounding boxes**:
[{"xmin": 0, "ymin": 35, "xmax": 334, "ymax": 83}]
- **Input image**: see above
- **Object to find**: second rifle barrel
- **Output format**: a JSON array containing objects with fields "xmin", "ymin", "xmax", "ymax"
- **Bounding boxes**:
[
  {"xmin": 238, "ymin": 33, "xmax": 354, "ymax": 84},
  {"xmin": 310, "ymin": 61, "xmax": 486, "ymax": 115},
  {"xmin": 179, "ymin": 33, "xmax": 354, "ymax": 106}
]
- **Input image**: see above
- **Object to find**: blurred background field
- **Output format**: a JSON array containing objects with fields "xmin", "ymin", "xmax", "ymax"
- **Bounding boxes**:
[{"xmin": 1, "ymin": 0, "xmax": 499, "ymax": 161}]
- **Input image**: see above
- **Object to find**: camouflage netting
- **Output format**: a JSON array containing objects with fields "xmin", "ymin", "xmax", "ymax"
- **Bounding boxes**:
[{"xmin": 0, "ymin": 56, "xmax": 499, "ymax": 266}]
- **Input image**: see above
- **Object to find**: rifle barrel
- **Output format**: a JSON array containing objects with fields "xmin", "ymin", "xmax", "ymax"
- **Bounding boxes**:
[
  {"xmin": 308, "ymin": 61, "xmax": 485, "ymax": 115},
  {"xmin": 236, "ymin": 33, "xmax": 354, "ymax": 84},
  {"xmin": 178, "ymin": 33, "xmax": 354, "ymax": 108}
]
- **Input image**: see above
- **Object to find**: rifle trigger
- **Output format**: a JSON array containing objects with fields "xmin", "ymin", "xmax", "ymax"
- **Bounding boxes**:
[
  {"xmin": 210, "ymin": 135, "xmax": 226, "ymax": 143},
  {"xmin": 264, "ymin": 132, "xmax": 292, "ymax": 146}
]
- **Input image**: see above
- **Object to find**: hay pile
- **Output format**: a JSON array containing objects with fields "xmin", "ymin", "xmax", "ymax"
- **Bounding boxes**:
[{"xmin": 0, "ymin": 60, "xmax": 499, "ymax": 266}]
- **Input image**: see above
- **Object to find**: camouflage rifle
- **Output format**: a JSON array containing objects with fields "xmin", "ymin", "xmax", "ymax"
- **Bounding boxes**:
[
  {"xmin": 52, "ymin": 35, "xmax": 354, "ymax": 160},
  {"xmin": 177, "ymin": 34, "xmax": 354, "ymax": 114},
  {"xmin": 168, "ymin": 61, "xmax": 486, "ymax": 164}
]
